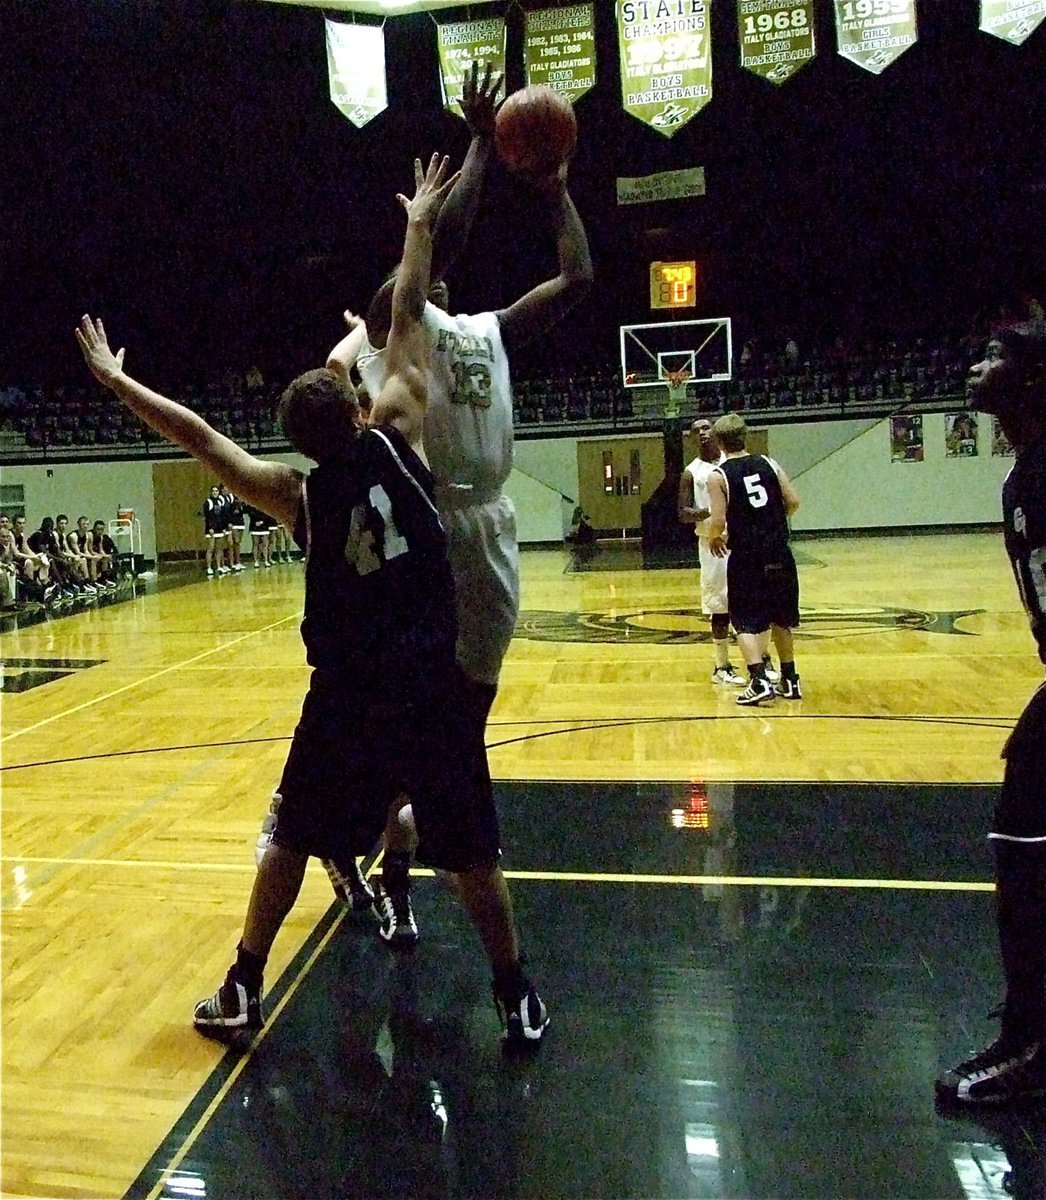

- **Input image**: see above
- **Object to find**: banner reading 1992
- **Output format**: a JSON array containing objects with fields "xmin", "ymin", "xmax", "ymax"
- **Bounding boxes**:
[
  {"xmin": 835, "ymin": 0, "xmax": 918, "ymax": 75},
  {"xmin": 437, "ymin": 18, "xmax": 506, "ymax": 119},
  {"xmin": 739, "ymin": 0, "xmax": 816, "ymax": 84},
  {"xmin": 616, "ymin": 0, "xmax": 712, "ymax": 138},
  {"xmin": 979, "ymin": 0, "xmax": 1046, "ymax": 44},
  {"xmin": 525, "ymin": 4, "xmax": 596, "ymax": 101}
]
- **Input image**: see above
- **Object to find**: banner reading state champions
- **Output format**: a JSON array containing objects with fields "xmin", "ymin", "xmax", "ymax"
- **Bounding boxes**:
[
  {"xmin": 738, "ymin": 1, "xmax": 816, "ymax": 84},
  {"xmin": 616, "ymin": 0, "xmax": 712, "ymax": 138},
  {"xmin": 525, "ymin": 4, "xmax": 596, "ymax": 101},
  {"xmin": 437, "ymin": 17, "xmax": 507, "ymax": 119}
]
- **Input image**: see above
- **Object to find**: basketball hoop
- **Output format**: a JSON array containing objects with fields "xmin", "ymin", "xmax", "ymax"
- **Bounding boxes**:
[{"xmin": 665, "ymin": 367, "xmax": 692, "ymax": 395}]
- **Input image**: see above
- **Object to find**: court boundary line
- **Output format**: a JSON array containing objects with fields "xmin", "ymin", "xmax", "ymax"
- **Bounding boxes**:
[
  {"xmin": 1, "ymin": 611, "xmax": 302, "ymax": 745},
  {"xmin": 0, "ymin": 712, "xmax": 1015, "ymax": 773}
]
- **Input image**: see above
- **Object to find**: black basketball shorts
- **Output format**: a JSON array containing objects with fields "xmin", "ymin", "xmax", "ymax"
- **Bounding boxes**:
[
  {"xmin": 994, "ymin": 679, "xmax": 1046, "ymax": 842},
  {"xmin": 271, "ymin": 666, "xmax": 501, "ymax": 872},
  {"xmin": 727, "ymin": 553, "xmax": 800, "ymax": 635}
]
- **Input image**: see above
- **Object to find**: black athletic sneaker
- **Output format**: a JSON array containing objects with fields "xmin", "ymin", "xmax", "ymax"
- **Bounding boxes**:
[
  {"xmin": 193, "ymin": 965, "xmax": 262, "ymax": 1031},
  {"xmin": 375, "ymin": 886, "xmax": 419, "ymax": 947},
  {"xmin": 774, "ymin": 675, "xmax": 802, "ymax": 700},
  {"xmin": 737, "ymin": 676, "xmax": 775, "ymax": 706},
  {"xmin": 936, "ymin": 1037, "xmax": 1046, "ymax": 1105},
  {"xmin": 494, "ymin": 979, "xmax": 550, "ymax": 1046},
  {"xmin": 323, "ymin": 857, "xmax": 375, "ymax": 912}
]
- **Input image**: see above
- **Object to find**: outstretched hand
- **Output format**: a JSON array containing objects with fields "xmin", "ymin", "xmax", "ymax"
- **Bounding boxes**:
[
  {"xmin": 75, "ymin": 315, "xmax": 126, "ymax": 387},
  {"xmin": 397, "ymin": 153, "xmax": 461, "ymax": 228},
  {"xmin": 460, "ymin": 60, "xmax": 503, "ymax": 137}
]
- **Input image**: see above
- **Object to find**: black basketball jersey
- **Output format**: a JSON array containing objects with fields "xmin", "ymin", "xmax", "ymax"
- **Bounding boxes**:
[
  {"xmin": 1003, "ymin": 433, "xmax": 1046, "ymax": 665},
  {"xmin": 295, "ymin": 425, "xmax": 457, "ymax": 698},
  {"xmin": 714, "ymin": 454, "xmax": 791, "ymax": 563}
]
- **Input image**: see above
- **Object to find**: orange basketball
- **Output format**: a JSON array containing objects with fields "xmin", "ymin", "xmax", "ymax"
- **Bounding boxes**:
[{"xmin": 495, "ymin": 85, "xmax": 577, "ymax": 176}]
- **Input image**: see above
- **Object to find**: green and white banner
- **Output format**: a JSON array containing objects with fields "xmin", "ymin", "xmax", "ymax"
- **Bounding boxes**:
[
  {"xmin": 616, "ymin": 166, "xmax": 705, "ymax": 205},
  {"xmin": 834, "ymin": 0, "xmax": 918, "ymax": 74},
  {"xmin": 524, "ymin": 4, "xmax": 596, "ymax": 101},
  {"xmin": 616, "ymin": 1, "xmax": 712, "ymax": 139},
  {"xmin": 324, "ymin": 19, "xmax": 386, "ymax": 128},
  {"xmin": 979, "ymin": 0, "xmax": 1046, "ymax": 44},
  {"xmin": 437, "ymin": 17, "xmax": 506, "ymax": 119},
  {"xmin": 739, "ymin": 1, "xmax": 816, "ymax": 84}
]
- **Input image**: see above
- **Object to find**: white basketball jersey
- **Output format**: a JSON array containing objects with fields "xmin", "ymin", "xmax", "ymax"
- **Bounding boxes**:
[
  {"xmin": 357, "ymin": 304, "xmax": 514, "ymax": 498},
  {"xmin": 685, "ymin": 454, "xmax": 724, "ymax": 539}
]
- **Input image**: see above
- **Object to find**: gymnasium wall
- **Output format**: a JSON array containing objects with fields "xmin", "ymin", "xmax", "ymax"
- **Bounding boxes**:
[{"xmin": 5, "ymin": 414, "xmax": 1007, "ymax": 558}]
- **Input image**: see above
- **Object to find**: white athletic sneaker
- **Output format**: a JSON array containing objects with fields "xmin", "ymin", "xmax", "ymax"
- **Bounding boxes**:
[
  {"xmin": 712, "ymin": 665, "xmax": 745, "ymax": 687},
  {"xmin": 762, "ymin": 656, "xmax": 780, "ymax": 684}
]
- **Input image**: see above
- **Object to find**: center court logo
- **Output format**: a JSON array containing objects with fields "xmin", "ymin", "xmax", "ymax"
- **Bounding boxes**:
[{"xmin": 514, "ymin": 604, "xmax": 983, "ymax": 644}]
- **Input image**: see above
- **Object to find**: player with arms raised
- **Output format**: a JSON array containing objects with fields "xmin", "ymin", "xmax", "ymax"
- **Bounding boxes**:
[{"xmin": 76, "ymin": 152, "xmax": 550, "ymax": 1046}]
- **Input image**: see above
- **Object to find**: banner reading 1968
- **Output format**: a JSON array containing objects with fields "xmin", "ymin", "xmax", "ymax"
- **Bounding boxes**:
[
  {"xmin": 525, "ymin": 4, "xmax": 596, "ymax": 101},
  {"xmin": 835, "ymin": 0, "xmax": 918, "ymax": 75},
  {"xmin": 979, "ymin": 0, "xmax": 1046, "ymax": 44},
  {"xmin": 437, "ymin": 18, "xmax": 506, "ymax": 119},
  {"xmin": 739, "ymin": 0, "xmax": 816, "ymax": 84},
  {"xmin": 617, "ymin": 0, "xmax": 712, "ymax": 138}
]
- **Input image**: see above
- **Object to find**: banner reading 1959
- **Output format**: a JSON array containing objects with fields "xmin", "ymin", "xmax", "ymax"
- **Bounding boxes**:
[
  {"xmin": 739, "ymin": 0, "xmax": 816, "ymax": 84},
  {"xmin": 437, "ymin": 18, "xmax": 507, "ymax": 119},
  {"xmin": 979, "ymin": 0, "xmax": 1046, "ymax": 44},
  {"xmin": 525, "ymin": 4, "xmax": 596, "ymax": 101},
  {"xmin": 616, "ymin": 0, "xmax": 712, "ymax": 138},
  {"xmin": 834, "ymin": 0, "xmax": 918, "ymax": 75}
]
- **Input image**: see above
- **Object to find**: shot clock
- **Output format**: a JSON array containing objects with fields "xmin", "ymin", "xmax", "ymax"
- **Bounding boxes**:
[{"xmin": 649, "ymin": 261, "xmax": 696, "ymax": 310}]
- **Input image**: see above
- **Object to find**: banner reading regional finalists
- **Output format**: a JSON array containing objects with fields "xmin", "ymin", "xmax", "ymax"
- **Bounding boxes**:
[
  {"xmin": 979, "ymin": 0, "xmax": 1046, "ymax": 45},
  {"xmin": 525, "ymin": 5, "xmax": 596, "ymax": 101},
  {"xmin": 834, "ymin": 0, "xmax": 918, "ymax": 75},
  {"xmin": 617, "ymin": 0, "xmax": 712, "ymax": 138},
  {"xmin": 325, "ymin": 19, "xmax": 387, "ymax": 128},
  {"xmin": 739, "ymin": 1, "xmax": 816, "ymax": 84},
  {"xmin": 437, "ymin": 18, "xmax": 506, "ymax": 119}
]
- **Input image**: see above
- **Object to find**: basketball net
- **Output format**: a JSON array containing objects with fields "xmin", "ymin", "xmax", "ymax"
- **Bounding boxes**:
[{"xmin": 664, "ymin": 367, "xmax": 692, "ymax": 416}]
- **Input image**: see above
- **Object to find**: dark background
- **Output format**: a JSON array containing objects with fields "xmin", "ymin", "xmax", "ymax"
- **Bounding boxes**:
[{"xmin": 2, "ymin": 0, "xmax": 1044, "ymax": 390}]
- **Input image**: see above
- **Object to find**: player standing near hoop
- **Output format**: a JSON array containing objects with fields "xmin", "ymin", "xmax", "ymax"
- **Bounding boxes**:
[
  {"xmin": 937, "ymin": 320, "xmax": 1046, "ymax": 1105},
  {"xmin": 706, "ymin": 413, "xmax": 802, "ymax": 706},
  {"xmin": 679, "ymin": 418, "xmax": 744, "ymax": 686}
]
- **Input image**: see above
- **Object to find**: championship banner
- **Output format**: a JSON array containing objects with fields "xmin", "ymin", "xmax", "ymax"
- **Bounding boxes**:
[
  {"xmin": 324, "ymin": 19, "xmax": 387, "ymax": 129},
  {"xmin": 979, "ymin": 0, "xmax": 1046, "ymax": 44},
  {"xmin": 437, "ymin": 17, "xmax": 506, "ymax": 119},
  {"xmin": 616, "ymin": 0, "xmax": 712, "ymax": 138},
  {"xmin": 738, "ymin": 1, "xmax": 816, "ymax": 84},
  {"xmin": 834, "ymin": 0, "xmax": 918, "ymax": 75},
  {"xmin": 616, "ymin": 166, "xmax": 705, "ymax": 205},
  {"xmin": 524, "ymin": 4, "xmax": 596, "ymax": 101}
]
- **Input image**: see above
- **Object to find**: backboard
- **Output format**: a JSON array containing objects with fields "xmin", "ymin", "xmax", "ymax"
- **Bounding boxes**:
[{"xmin": 620, "ymin": 317, "xmax": 732, "ymax": 390}]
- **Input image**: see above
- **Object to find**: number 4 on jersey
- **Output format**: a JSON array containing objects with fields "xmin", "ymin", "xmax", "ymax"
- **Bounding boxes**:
[{"xmin": 344, "ymin": 485, "xmax": 409, "ymax": 576}]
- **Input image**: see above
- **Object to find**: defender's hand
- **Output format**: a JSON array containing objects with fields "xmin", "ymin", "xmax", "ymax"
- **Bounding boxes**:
[
  {"xmin": 461, "ymin": 60, "xmax": 503, "ymax": 138},
  {"xmin": 397, "ymin": 153, "xmax": 461, "ymax": 228},
  {"xmin": 75, "ymin": 315, "xmax": 126, "ymax": 387}
]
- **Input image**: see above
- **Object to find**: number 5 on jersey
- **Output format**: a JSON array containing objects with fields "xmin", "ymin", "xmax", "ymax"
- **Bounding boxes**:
[
  {"xmin": 743, "ymin": 473, "xmax": 769, "ymax": 508},
  {"xmin": 344, "ymin": 485, "xmax": 408, "ymax": 576}
]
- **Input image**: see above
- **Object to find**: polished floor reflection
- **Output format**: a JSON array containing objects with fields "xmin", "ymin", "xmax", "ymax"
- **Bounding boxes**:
[{"xmin": 130, "ymin": 781, "xmax": 1045, "ymax": 1200}]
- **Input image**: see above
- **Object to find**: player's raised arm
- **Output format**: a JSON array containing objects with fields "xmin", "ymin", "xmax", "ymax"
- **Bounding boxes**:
[
  {"xmin": 369, "ymin": 154, "xmax": 460, "ymax": 446},
  {"xmin": 75, "ymin": 316, "xmax": 302, "ymax": 527},
  {"xmin": 497, "ymin": 163, "xmax": 594, "ymax": 353}
]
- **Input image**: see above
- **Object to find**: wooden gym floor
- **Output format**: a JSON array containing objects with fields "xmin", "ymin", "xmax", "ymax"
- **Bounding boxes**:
[{"xmin": 2, "ymin": 531, "xmax": 1045, "ymax": 1199}]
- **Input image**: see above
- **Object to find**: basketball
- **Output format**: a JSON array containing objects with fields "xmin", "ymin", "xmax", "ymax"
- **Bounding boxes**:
[{"xmin": 495, "ymin": 85, "xmax": 577, "ymax": 176}]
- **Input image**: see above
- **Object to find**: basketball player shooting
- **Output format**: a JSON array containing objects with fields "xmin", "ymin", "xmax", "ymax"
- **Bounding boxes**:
[
  {"xmin": 260, "ymin": 68, "xmax": 594, "ymax": 948},
  {"xmin": 75, "ymin": 153, "xmax": 552, "ymax": 1047}
]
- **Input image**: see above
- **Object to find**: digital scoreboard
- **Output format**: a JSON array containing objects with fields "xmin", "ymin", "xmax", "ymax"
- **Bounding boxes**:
[{"xmin": 649, "ymin": 260, "xmax": 697, "ymax": 310}]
